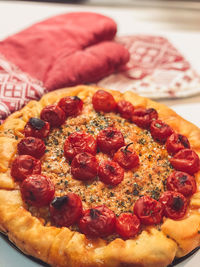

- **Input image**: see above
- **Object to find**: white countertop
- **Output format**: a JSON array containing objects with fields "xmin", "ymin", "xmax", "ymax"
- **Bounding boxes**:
[{"xmin": 0, "ymin": 1, "xmax": 199, "ymax": 266}]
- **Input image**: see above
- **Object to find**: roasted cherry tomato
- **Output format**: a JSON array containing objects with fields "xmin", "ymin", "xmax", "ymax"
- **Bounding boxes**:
[
  {"xmin": 11, "ymin": 155, "xmax": 41, "ymax": 181},
  {"xmin": 21, "ymin": 174, "xmax": 55, "ymax": 207},
  {"xmin": 117, "ymin": 100, "xmax": 134, "ymax": 120},
  {"xmin": 40, "ymin": 105, "xmax": 65, "ymax": 127},
  {"xmin": 166, "ymin": 133, "xmax": 190, "ymax": 155},
  {"xmin": 98, "ymin": 160, "xmax": 124, "ymax": 186},
  {"xmin": 113, "ymin": 143, "xmax": 140, "ymax": 170},
  {"xmin": 50, "ymin": 193, "xmax": 82, "ymax": 227},
  {"xmin": 71, "ymin": 152, "xmax": 98, "ymax": 181},
  {"xmin": 134, "ymin": 195, "xmax": 163, "ymax": 225},
  {"xmin": 79, "ymin": 205, "xmax": 116, "ymax": 237},
  {"xmin": 116, "ymin": 213, "xmax": 140, "ymax": 239},
  {"xmin": 159, "ymin": 191, "xmax": 187, "ymax": 220},
  {"xmin": 97, "ymin": 127, "xmax": 125, "ymax": 155},
  {"xmin": 167, "ymin": 171, "xmax": 196, "ymax": 197},
  {"xmin": 58, "ymin": 96, "xmax": 83, "ymax": 117},
  {"xmin": 64, "ymin": 131, "xmax": 97, "ymax": 161},
  {"xmin": 170, "ymin": 149, "xmax": 200, "ymax": 175},
  {"xmin": 18, "ymin": 137, "xmax": 46, "ymax": 159},
  {"xmin": 92, "ymin": 90, "xmax": 117, "ymax": 113},
  {"xmin": 132, "ymin": 108, "xmax": 158, "ymax": 129},
  {"xmin": 24, "ymin": 118, "xmax": 50, "ymax": 139},
  {"xmin": 150, "ymin": 120, "xmax": 173, "ymax": 143}
]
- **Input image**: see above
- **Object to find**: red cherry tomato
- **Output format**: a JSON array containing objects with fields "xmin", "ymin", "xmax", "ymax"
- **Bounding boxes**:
[
  {"xmin": 134, "ymin": 196, "xmax": 163, "ymax": 225},
  {"xmin": 50, "ymin": 193, "xmax": 82, "ymax": 227},
  {"xmin": 116, "ymin": 213, "xmax": 140, "ymax": 239},
  {"xmin": 18, "ymin": 137, "xmax": 46, "ymax": 159},
  {"xmin": 117, "ymin": 100, "xmax": 134, "ymax": 120},
  {"xmin": 150, "ymin": 120, "xmax": 173, "ymax": 143},
  {"xmin": 98, "ymin": 160, "xmax": 124, "ymax": 186},
  {"xmin": 24, "ymin": 118, "xmax": 50, "ymax": 139},
  {"xmin": 58, "ymin": 96, "xmax": 83, "ymax": 117},
  {"xmin": 21, "ymin": 174, "xmax": 55, "ymax": 207},
  {"xmin": 167, "ymin": 171, "xmax": 196, "ymax": 197},
  {"xmin": 79, "ymin": 205, "xmax": 116, "ymax": 237},
  {"xmin": 159, "ymin": 191, "xmax": 187, "ymax": 220},
  {"xmin": 11, "ymin": 155, "xmax": 41, "ymax": 181},
  {"xmin": 113, "ymin": 143, "xmax": 140, "ymax": 170},
  {"xmin": 97, "ymin": 127, "xmax": 125, "ymax": 155},
  {"xmin": 71, "ymin": 152, "xmax": 98, "ymax": 181},
  {"xmin": 64, "ymin": 131, "xmax": 97, "ymax": 161},
  {"xmin": 166, "ymin": 133, "xmax": 190, "ymax": 155},
  {"xmin": 170, "ymin": 149, "xmax": 200, "ymax": 175},
  {"xmin": 40, "ymin": 105, "xmax": 65, "ymax": 127},
  {"xmin": 132, "ymin": 108, "xmax": 158, "ymax": 129},
  {"xmin": 92, "ymin": 90, "xmax": 117, "ymax": 113}
]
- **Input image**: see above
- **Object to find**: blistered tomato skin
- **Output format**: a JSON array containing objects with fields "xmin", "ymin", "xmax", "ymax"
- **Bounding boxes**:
[
  {"xmin": 92, "ymin": 90, "xmax": 117, "ymax": 113},
  {"xmin": 159, "ymin": 191, "xmax": 187, "ymax": 220},
  {"xmin": 170, "ymin": 149, "xmax": 200, "ymax": 175},
  {"xmin": 21, "ymin": 174, "xmax": 55, "ymax": 207},
  {"xmin": 79, "ymin": 205, "xmax": 116, "ymax": 238},
  {"xmin": 11, "ymin": 155, "xmax": 41, "ymax": 181},
  {"xmin": 18, "ymin": 137, "xmax": 46, "ymax": 159},
  {"xmin": 132, "ymin": 108, "xmax": 158, "ymax": 129},
  {"xmin": 117, "ymin": 100, "xmax": 134, "ymax": 120},
  {"xmin": 134, "ymin": 196, "xmax": 163, "ymax": 225},
  {"xmin": 50, "ymin": 193, "xmax": 82, "ymax": 227},
  {"xmin": 64, "ymin": 131, "xmax": 97, "ymax": 161},
  {"xmin": 113, "ymin": 144, "xmax": 140, "ymax": 170},
  {"xmin": 98, "ymin": 160, "xmax": 124, "ymax": 186},
  {"xmin": 24, "ymin": 118, "xmax": 50, "ymax": 139},
  {"xmin": 40, "ymin": 105, "xmax": 65, "ymax": 127},
  {"xmin": 166, "ymin": 133, "xmax": 190, "ymax": 155},
  {"xmin": 167, "ymin": 171, "xmax": 196, "ymax": 197},
  {"xmin": 150, "ymin": 120, "xmax": 173, "ymax": 143},
  {"xmin": 71, "ymin": 152, "xmax": 98, "ymax": 181},
  {"xmin": 116, "ymin": 213, "xmax": 140, "ymax": 239},
  {"xmin": 97, "ymin": 127, "xmax": 125, "ymax": 155},
  {"xmin": 58, "ymin": 96, "xmax": 83, "ymax": 117}
]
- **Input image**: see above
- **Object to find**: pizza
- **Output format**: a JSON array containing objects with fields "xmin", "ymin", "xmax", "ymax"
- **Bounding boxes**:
[{"xmin": 0, "ymin": 85, "xmax": 200, "ymax": 267}]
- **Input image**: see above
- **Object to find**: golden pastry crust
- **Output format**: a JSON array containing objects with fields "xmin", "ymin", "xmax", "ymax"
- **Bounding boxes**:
[{"xmin": 0, "ymin": 85, "xmax": 200, "ymax": 267}]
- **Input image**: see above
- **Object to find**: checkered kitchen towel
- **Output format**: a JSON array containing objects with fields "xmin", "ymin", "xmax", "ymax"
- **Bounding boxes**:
[{"xmin": 98, "ymin": 35, "xmax": 200, "ymax": 99}]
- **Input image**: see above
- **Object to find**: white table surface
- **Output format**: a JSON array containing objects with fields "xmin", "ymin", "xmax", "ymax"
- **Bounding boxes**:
[{"xmin": 0, "ymin": 1, "xmax": 199, "ymax": 267}]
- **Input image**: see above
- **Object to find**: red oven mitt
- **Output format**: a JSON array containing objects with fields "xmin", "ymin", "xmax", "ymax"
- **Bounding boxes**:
[{"xmin": 0, "ymin": 12, "xmax": 129, "ymax": 120}]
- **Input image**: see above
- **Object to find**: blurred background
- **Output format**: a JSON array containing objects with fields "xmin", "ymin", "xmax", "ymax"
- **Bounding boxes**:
[
  {"xmin": 3, "ymin": 0, "xmax": 200, "ymax": 31},
  {"xmin": 9, "ymin": 0, "xmax": 200, "ymax": 7},
  {"xmin": 6, "ymin": 0, "xmax": 200, "ymax": 8}
]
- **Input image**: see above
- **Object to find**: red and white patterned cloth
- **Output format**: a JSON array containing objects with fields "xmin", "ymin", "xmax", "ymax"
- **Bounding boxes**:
[
  {"xmin": 0, "ymin": 54, "xmax": 45, "ymax": 120},
  {"xmin": 98, "ymin": 35, "xmax": 200, "ymax": 99}
]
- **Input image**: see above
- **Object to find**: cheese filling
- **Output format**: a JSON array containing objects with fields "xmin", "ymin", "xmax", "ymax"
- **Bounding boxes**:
[{"xmin": 29, "ymin": 97, "xmax": 172, "ymax": 222}]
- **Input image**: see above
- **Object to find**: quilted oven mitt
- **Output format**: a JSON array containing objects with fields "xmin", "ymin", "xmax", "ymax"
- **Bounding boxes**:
[
  {"xmin": 98, "ymin": 35, "xmax": 200, "ymax": 99},
  {"xmin": 0, "ymin": 12, "xmax": 129, "ymax": 120}
]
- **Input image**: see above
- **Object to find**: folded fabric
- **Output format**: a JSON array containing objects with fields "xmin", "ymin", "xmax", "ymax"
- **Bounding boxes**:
[
  {"xmin": 0, "ymin": 12, "xmax": 129, "ymax": 120},
  {"xmin": 98, "ymin": 35, "xmax": 200, "ymax": 99}
]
